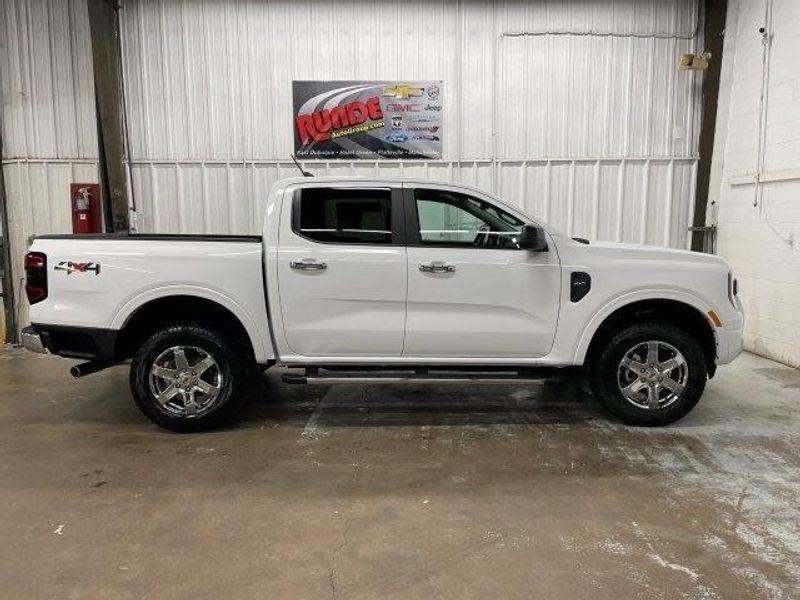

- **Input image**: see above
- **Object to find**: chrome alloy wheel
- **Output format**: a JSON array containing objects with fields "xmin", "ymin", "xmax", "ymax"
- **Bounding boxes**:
[
  {"xmin": 617, "ymin": 340, "xmax": 688, "ymax": 410},
  {"xmin": 148, "ymin": 346, "xmax": 223, "ymax": 418}
]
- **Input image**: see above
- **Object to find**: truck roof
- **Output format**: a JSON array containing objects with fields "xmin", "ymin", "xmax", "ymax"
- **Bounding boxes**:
[{"xmin": 273, "ymin": 175, "xmax": 492, "ymax": 196}]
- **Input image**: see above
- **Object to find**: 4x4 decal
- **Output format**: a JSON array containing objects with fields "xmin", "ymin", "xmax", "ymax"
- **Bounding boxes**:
[{"xmin": 54, "ymin": 261, "xmax": 101, "ymax": 275}]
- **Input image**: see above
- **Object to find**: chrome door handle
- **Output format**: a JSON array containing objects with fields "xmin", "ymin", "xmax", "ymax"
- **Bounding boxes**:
[
  {"xmin": 290, "ymin": 258, "xmax": 327, "ymax": 271},
  {"xmin": 419, "ymin": 261, "xmax": 456, "ymax": 274}
]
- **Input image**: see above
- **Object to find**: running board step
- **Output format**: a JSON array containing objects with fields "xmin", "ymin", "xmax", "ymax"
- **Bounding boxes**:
[{"xmin": 281, "ymin": 367, "xmax": 565, "ymax": 385}]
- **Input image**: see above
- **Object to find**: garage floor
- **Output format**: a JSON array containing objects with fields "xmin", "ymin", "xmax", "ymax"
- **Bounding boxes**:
[{"xmin": 1, "ymin": 349, "xmax": 798, "ymax": 599}]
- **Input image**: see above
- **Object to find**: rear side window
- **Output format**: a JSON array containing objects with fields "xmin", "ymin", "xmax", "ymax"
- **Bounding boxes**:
[{"xmin": 296, "ymin": 188, "xmax": 392, "ymax": 244}]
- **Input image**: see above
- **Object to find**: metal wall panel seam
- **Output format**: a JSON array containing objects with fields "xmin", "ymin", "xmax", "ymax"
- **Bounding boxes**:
[
  {"xmin": 201, "ymin": 161, "xmax": 210, "ymax": 234},
  {"xmin": 640, "ymin": 159, "xmax": 650, "ymax": 244},
  {"xmin": 2, "ymin": 158, "xmax": 98, "ymax": 164},
  {"xmin": 119, "ymin": 157, "xmax": 700, "ymax": 166},
  {"xmin": 23, "ymin": 0, "xmax": 39, "ymax": 157},
  {"xmin": 644, "ymin": 11, "xmax": 657, "ymax": 154},
  {"xmin": 175, "ymin": 163, "xmax": 185, "ymax": 232},
  {"xmin": 664, "ymin": 159, "xmax": 675, "ymax": 246},
  {"xmin": 226, "ymin": 162, "xmax": 234, "ymax": 233},
  {"xmin": 158, "ymin": 0, "xmax": 174, "ymax": 159},
  {"xmin": 149, "ymin": 161, "xmax": 158, "ymax": 232},
  {"xmin": 615, "ymin": 160, "xmax": 625, "ymax": 242},
  {"xmin": 43, "ymin": 0, "xmax": 59, "ymax": 154},
  {"xmin": 686, "ymin": 160, "xmax": 698, "ymax": 249},
  {"xmin": 67, "ymin": 0, "xmax": 83, "ymax": 155},
  {"xmin": 543, "ymin": 160, "xmax": 551, "ymax": 223},
  {"xmin": 623, "ymin": 34, "xmax": 634, "ymax": 157},
  {"xmin": 591, "ymin": 160, "xmax": 600, "ymax": 239},
  {"xmin": 566, "ymin": 161, "xmax": 575, "ymax": 236}
]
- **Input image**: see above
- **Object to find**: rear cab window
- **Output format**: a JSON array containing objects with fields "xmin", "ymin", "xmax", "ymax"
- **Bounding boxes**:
[{"xmin": 293, "ymin": 188, "xmax": 393, "ymax": 245}]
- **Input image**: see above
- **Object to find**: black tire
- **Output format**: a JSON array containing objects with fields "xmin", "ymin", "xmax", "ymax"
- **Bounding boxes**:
[
  {"xmin": 588, "ymin": 321, "xmax": 707, "ymax": 426},
  {"xmin": 129, "ymin": 323, "xmax": 250, "ymax": 432}
]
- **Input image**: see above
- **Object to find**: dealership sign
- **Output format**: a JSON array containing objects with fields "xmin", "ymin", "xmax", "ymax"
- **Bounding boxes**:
[{"xmin": 293, "ymin": 81, "xmax": 443, "ymax": 159}]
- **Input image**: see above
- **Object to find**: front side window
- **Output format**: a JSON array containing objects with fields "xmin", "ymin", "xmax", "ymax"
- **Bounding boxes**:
[
  {"xmin": 415, "ymin": 189, "xmax": 524, "ymax": 249},
  {"xmin": 297, "ymin": 188, "xmax": 392, "ymax": 244}
]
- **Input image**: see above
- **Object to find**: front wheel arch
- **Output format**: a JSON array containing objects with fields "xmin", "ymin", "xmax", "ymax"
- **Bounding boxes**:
[{"xmin": 584, "ymin": 298, "xmax": 717, "ymax": 377}]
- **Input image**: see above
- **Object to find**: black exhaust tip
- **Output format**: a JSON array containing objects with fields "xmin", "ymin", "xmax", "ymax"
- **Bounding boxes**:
[{"xmin": 70, "ymin": 361, "xmax": 110, "ymax": 378}]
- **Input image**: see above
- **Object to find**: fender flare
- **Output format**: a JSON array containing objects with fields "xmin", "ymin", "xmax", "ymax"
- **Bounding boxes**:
[
  {"xmin": 572, "ymin": 288, "xmax": 722, "ymax": 364},
  {"xmin": 110, "ymin": 285, "xmax": 274, "ymax": 363}
]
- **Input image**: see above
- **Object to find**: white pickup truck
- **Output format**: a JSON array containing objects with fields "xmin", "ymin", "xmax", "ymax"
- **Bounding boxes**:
[{"xmin": 21, "ymin": 177, "xmax": 743, "ymax": 431}]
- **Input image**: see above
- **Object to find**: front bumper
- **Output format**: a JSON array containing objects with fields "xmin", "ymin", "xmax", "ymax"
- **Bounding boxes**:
[
  {"xmin": 716, "ymin": 303, "xmax": 745, "ymax": 365},
  {"xmin": 21, "ymin": 326, "xmax": 46, "ymax": 354}
]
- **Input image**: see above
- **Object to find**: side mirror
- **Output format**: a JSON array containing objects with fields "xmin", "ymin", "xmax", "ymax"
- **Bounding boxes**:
[{"xmin": 518, "ymin": 225, "xmax": 548, "ymax": 251}]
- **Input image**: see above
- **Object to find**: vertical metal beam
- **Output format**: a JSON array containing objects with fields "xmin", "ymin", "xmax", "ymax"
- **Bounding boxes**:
[
  {"xmin": 691, "ymin": 0, "xmax": 727, "ymax": 252},
  {"xmin": 87, "ymin": 0, "xmax": 129, "ymax": 232},
  {"xmin": 0, "ymin": 134, "xmax": 18, "ymax": 343}
]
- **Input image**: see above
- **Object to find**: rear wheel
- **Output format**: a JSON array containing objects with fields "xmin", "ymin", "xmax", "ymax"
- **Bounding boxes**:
[
  {"xmin": 589, "ymin": 321, "xmax": 707, "ymax": 426},
  {"xmin": 130, "ymin": 324, "xmax": 249, "ymax": 432}
]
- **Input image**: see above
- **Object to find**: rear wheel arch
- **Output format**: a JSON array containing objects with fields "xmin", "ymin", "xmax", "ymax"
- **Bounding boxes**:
[
  {"xmin": 114, "ymin": 295, "xmax": 257, "ymax": 366},
  {"xmin": 583, "ymin": 298, "xmax": 718, "ymax": 377}
]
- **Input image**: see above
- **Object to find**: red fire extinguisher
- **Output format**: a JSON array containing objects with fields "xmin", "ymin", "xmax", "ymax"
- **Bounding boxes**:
[{"xmin": 71, "ymin": 183, "xmax": 101, "ymax": 234}]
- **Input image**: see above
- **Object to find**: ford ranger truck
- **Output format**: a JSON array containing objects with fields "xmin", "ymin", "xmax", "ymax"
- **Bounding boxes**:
[{"xmin": 20, "ymin": 178, "xmax": 744, "ymax": 432}]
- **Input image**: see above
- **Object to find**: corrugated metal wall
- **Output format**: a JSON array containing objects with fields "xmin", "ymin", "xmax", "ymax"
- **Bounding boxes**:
[
  {"xmin": 1, "ymin": 0, "xmax": 98, "ymax": 335},
  {"xmin": 121, "ymin": 0, "xmax": 703, "ymax": 246},
  {"xmin": 1, "ymin": 0, "xmax": 703, "ymax": 335}
]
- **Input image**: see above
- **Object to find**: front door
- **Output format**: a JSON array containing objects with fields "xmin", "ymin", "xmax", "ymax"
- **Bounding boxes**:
[
  {"xmin": 277, "ymin": 185, "xmax": 406, "ymax": 358},
  {"xmin": 403, "ymin": 186, "xmax": 561, "ymax": 359}
]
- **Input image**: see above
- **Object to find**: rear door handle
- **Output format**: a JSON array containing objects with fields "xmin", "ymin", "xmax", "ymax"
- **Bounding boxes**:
[
  {"xmin": 419, "ymin": 261, "xmax": 456, "ymax": 274},
  {"xmin": 290, "ymin": 258, "xmax": 327, "ymax": 271}
]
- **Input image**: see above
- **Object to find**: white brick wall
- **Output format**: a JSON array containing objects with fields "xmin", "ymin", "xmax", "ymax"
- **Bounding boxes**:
[{"xmin": 712, "ymin": 0, "xmax": 800, "ymax": 367}]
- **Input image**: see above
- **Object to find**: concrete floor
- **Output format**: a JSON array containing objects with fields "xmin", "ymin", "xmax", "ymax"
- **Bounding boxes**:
[{"xmin": 1, "ymin": 349, "xmax": 799, "ymax": 599}]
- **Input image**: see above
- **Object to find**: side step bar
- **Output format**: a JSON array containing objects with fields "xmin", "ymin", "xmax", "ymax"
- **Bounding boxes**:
[{"xmin": 281, "ymin": 366, "xmax": 568, "ymax": 385}]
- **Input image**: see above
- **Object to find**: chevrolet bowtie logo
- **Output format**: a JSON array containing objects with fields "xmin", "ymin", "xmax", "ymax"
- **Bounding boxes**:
[{"xmin": 382, "ymin": 84, "xmax": 423, "ymax": 99}]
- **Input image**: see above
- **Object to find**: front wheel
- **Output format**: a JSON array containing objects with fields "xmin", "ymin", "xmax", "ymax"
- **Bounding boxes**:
[
  {"xmin": 130, "ymin": 324, "xmax": 250, "ymax": 432},
  {"xmin": 589, "ymin": 321, "xmax": 707, "ymax": 426}
]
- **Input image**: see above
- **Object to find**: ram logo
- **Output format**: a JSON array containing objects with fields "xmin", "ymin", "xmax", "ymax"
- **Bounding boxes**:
[{"xmin": 54, "ymin": 261, "xmax": 101, "ymax": 276}]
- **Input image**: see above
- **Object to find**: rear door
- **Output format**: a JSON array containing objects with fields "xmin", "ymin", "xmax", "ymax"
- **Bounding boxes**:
[
  {"xmin": 276, "ymin": 185, "xmax": 406, "ymax": 357},
  {"xmin": 403, "ymin": 185, "xmax": 561, "ymax": 359}
]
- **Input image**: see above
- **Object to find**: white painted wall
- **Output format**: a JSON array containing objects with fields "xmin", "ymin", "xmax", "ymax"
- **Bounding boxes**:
[{"xmin": 711, "ymin": 0, "xmax": 800, "ymax": 367}]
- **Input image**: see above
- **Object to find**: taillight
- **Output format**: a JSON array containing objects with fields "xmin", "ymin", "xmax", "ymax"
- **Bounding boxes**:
[{"xmin": 25, "ymin": 251, "xmax": 48, "ymax": 304}]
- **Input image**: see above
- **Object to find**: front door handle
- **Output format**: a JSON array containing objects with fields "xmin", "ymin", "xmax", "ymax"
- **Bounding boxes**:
[
  {"xmin": 290, "ymin": 258, "xmax": 327, "ymax": 271},
  {"xmin": 419, "ymin": 261, "xmax": 456, "ymax": 274}
]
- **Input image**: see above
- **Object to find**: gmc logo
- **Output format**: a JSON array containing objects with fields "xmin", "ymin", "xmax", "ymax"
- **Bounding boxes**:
[{"xmin": 385, "ymin": 103, "xmax": 420, "ymax": 112}]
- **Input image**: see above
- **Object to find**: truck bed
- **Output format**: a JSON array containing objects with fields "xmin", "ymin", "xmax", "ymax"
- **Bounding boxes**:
[{"xmin": 26, "ymin": 234, "xmax": 273, "ymax": 363}]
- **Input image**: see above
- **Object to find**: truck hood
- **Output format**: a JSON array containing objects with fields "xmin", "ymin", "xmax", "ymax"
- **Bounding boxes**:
[{"xmin": 556, "ymin": 235, "xmax": 730, "ymax": 269}]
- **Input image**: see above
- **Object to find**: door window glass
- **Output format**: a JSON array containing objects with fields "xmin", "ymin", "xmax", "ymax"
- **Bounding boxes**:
[
  {"xmin": 297, "ymin": 188, "xmax": 392, "ymax": 244},
  {"xmin": 415, "ymin": 189, "xmax": 524, "ymax": 248}
]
